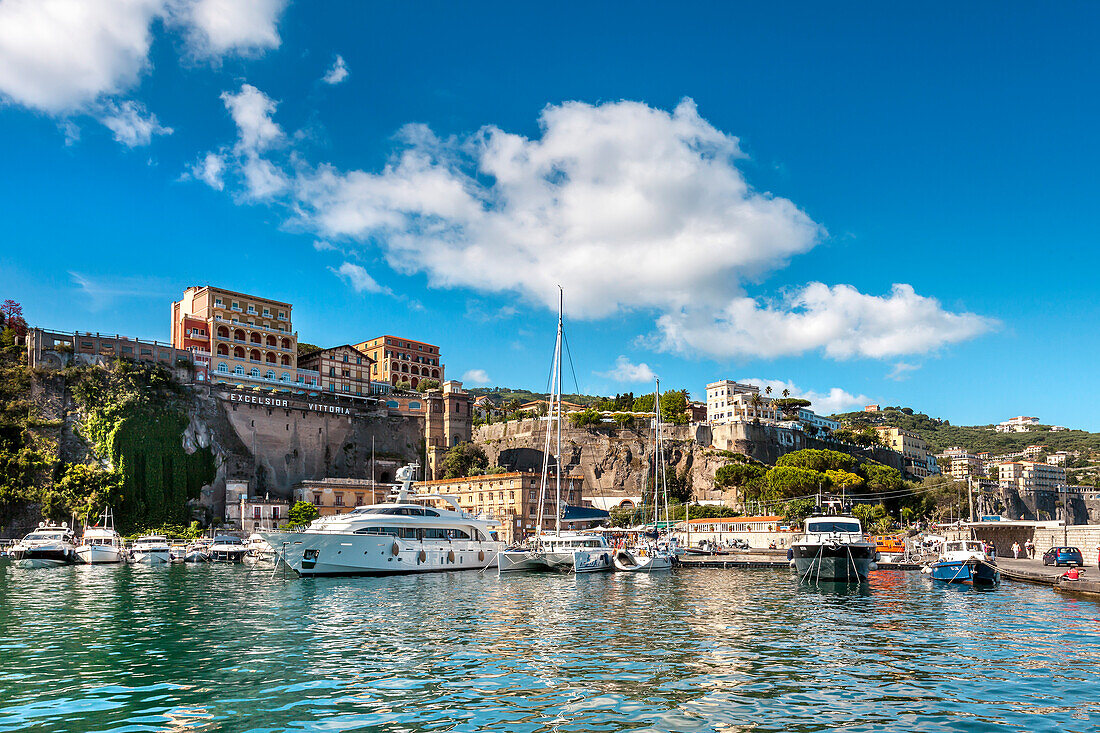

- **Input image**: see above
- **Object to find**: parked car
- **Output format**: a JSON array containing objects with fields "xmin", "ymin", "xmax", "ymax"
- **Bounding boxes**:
[
  {"xmin": 1042, "ymin": 546, "xmax": 1084, "ymax": 567},
  {"xmin": 731, "ymin": 539, "xmax": 750, "ymax": 550}
]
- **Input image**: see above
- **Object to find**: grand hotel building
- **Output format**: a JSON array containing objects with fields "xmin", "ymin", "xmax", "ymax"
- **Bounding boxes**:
[
  {"xmin": 171, "ymin": 286, "xmax": 305, "ymax": 390},
  {"xmin": 354, "ymin": 335, "xmax": 444, "ymax": 389}
]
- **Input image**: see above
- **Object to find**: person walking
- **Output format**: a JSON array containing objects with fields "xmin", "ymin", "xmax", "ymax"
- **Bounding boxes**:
[
  {"xmin": 1012, "ymin": 541, "xmax": 1021, "ymax": 559},
  {"xmin": 1025, "ymin": 539, "xmax": 1035, "ymax": 559}
]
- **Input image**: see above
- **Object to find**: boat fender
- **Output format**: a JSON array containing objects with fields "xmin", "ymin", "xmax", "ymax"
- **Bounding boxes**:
[
  {"xmin": 391, "ymin": 542, "xmax": 400, "ymax": 557},
  {"xmin": 478, "ymin": 550, "xmax": 485, "ymax": 562},
  {"xmin": 447, "ymin": 550, "xmax": 455, "ymax": 563},
  {"xmin": 869, "ymin": 562, "xmax": 878, "ymax": 571},
  {"xmin": 418, "ymin": 549, "xmax": 427, "ymax": 564}
]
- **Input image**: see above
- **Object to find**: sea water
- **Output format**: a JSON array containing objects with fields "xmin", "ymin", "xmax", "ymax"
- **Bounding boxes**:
[{"xmin": 0, "ymin": 564, "xmax": 1097, "ymax": 732}]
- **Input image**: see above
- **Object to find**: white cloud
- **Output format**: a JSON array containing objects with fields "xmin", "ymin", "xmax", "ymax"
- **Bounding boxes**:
[
  {"xmin": 220, "ymin": 83, "xmax": 283, "ymax": 152},
  {"xmin": 461, "ymin": 369, "xmax": 491, "ymax": 386},
  {"xmin": 330, "ymin": 261, "xmax": 390, "ymax": 295},
  {"xmin": 887, "ymin": 361, "xmax": 920, "ymax": 381},
  {"xmin": 197, "ymin": 91, "xmax": 995, "ymax": 362},
  {"xmin": 0, "ymin": 0, "xmax": 286, "ymax": 144},
  {"xmin": 741, "ymin": 377, "xmax": 872, "ymax": 416},
  {"xmin": 657, "ymin": 283, "xmax": 996, "ymax": 360},
  {"xmin": 322, "ymin": 54, "xmax": 348, "ymax": 85},
  {"xmin": 173, "ymin": 0, "xmax": 285, "ymax": 59},
  {"xmin": 98, "ymin": 99, "xmax": 172, "ymax": 147},
  {"xmin": 189, "ymin": 151, "xmax": 226, "ymax": 189},
  {"xmin": 597, "ymin": 356, "xmax": 657, "ymax": 384}
]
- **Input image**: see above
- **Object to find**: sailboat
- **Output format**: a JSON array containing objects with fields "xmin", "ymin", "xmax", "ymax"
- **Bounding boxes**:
[
  {"xmin": 613, "ymin": 379, "xmax": 675, "ymax": 572},
  {"xmin": 497, "ymin": 290, "xmax": 613, "ymax": 574}
]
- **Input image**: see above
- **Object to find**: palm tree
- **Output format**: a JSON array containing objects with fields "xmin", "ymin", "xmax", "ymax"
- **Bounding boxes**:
[
  {"xmin": 782, "ymin": 388, "xmax": 790, "ymax": 398},
  {"xmin": 749, "ymin": 392, "xmax": 762, "ymax": 417},
  {"xmin": 765, "ymin": 386, "xmax": 772, "ymax": 396}
]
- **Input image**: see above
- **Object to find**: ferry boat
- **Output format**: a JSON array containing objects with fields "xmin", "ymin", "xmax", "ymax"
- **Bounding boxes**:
[
  {"xmin": 131, "ymin": 535, "xmax": 171, "ymax": 564},
  {"xmin": 262, "ymin": 464, "xmax": 504, "ymax": 576},
  {"xmin": 209, "ymin": 535, "xmax": 247, "ymax": 563},
  {"xmin": 11, "ymin": 523, "xmax": 78, "ymax": 568},
  {"xmin": 75, "ymin": 508, "xmax": 124, "ymax": 564},
  {"xmin": 928, "ymin": 539, "xmax": 1000, "ymax": 586},
  {"xmin": 790, "ymin": 513, "xmax": 877, "ymax": 582}
]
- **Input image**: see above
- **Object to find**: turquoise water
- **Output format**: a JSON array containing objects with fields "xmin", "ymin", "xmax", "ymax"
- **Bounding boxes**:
[{"xmin": 1, "ymin": 565, "xmax": 1098, "ymax": 733}]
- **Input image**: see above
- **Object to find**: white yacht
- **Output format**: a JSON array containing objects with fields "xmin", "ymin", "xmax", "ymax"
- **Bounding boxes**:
[
  {"xmin": 498, "ymin": 291, "xmax": 613, "ymax": 574},
  {"xmin": 790, "ymin": 510, "xmax": 877, "ymax": 582},
  {"xmin": 262, "ymin": 464, "xmax": 504, "ymax": 576},
  {"xmin": 131, "ymin": 535, "xmax": 171, "ymax": 564},
  {"xmin": 245, "ymin": 533, "xmax": 276, "ymax": 563},
  {"xmin": 75, "ymin": 508, "xmax": 124, "ymax": 564},
  {"xmin": 11, "ymin": 522, "xmax": 77, "ymax": 568},
  {"xmin": 209, "ymin": 535, "xmax": 248, "ymax": 563}
]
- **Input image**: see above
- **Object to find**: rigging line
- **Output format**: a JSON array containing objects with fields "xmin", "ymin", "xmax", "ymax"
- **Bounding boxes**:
[{"xmin": 560, "ymin": 327, "xmax": 582, "ymax": 398}]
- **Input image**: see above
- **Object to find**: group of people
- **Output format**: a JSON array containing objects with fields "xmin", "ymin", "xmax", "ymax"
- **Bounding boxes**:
[{"xmin": 1010, "ymin": 539, "xmax": 1037, "ymax": 559}]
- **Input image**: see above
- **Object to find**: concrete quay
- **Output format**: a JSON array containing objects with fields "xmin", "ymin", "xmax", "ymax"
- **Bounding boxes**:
[{"xmin": 676, "ymin": 550, "xmax": 919, "ymax": 571}]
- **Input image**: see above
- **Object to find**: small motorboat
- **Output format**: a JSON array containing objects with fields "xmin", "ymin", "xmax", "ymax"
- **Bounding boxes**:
[
  {"xmin": 131, "ymin": 535, "xmax": 171, "ymax": 564},
  {"xmin": 245, "ymin": 533, "xmax": 276, "ymax": 564},
  {"xmin": 209, "ymin": 535, "xmax": 247, "ymax": 563},
  {"xmin": 184, "ymin": 539, "xmax": 212, "ymax": 563},
  {"xmin": 613, "ymin": 546, "xmax": 673, "ymax": 572},
  {"xmin": 874, "ymin": 534, "xmax": 908, "ymax": 563},
  {"xmin": 928, "ymin": 539, "xmax": 1000, "ymax": 586},
  {"xmin": 11, "ymin": 523, "xmax": 78, "ymax": 568},
  {"xmin": 75, "ymin": 508, "xmax": 124, "ymax": 564}
]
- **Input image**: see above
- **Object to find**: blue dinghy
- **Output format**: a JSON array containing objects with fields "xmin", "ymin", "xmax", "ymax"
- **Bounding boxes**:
[{"xmin": 929, "ymin": 539, "xmax": 1000, "ymax": 587}]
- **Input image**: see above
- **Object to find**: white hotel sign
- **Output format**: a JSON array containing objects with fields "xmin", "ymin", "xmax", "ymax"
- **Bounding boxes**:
[{"xmin": 228, "ymin": 391, "xmax": 353, "ymax": 415}]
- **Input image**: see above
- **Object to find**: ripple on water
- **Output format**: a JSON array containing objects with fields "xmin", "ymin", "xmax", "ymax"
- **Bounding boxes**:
[{"xmin": 1, "ymin": 566, "xmax": 1099, "ymax": 732}]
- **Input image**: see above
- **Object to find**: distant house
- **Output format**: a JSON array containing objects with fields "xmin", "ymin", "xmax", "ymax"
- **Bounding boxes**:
[{"xmin": 863, "ymin": 404, "xmax": 880, "ymax": 412}]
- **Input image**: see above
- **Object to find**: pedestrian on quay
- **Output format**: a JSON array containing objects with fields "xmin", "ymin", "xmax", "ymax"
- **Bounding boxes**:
[
  {"xmin": 989, "ymin": 543, "xmax": 996, "ymax": 561},
  {"xmin": 1025, "ymin": 539, "xmax": 1035, "ymax": 559},
  {"xmin": 1012, "ymin": 541, "xmax": 1021, "ymax": 559}
]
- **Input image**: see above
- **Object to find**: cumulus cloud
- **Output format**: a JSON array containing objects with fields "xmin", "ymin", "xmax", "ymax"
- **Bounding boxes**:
[
  {"xmin": 741, "ymin": 377, "xmax": 872, "ymax": 416},
  {"xmin": 175, "ymin": 0, "xmax": 285, "ymax": 59},
  {"xmin": 98, "ymin": 99, "xmax": 172, "ymax": 147},
  {"xmin": 330, "ymin": 261, "xmax": 391, "ymax": 295},
  {"xmin": 188, "ymin": 151, "xmax": 226, "ymax": 189},
  {"xmin": 598, "ymin": 356, "xmax": 657, "ymax": 384},
  {"xmin": 322, "ymin": 54, "xmax": 348, "ymax": 85},
  {"xmin": 0, "ymin": 0, "xmax": 286, "ymax": 143},
  {"xmin": 200, "ymin": 84, "xmax": 288, "ymax": 198},
  {"xmin": 656, "ymin": 283, "xmax": 996, "ymax": 360},
  {"xmin": 195, "ymin": 91, "xmax": 995, "ymax": 362},
  {"xmin": 461, "ymin": 369, "xmax": 491, "ymax": 386}
]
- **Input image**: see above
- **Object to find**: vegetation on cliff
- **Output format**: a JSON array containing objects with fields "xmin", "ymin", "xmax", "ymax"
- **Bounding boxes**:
[
  {"xmin": 0, "ymin": 336, "xmax": 56, "ymax": 525},
  {"xmin": 67, "ymin": 360, "xmax": 216, "ymax": 532}
]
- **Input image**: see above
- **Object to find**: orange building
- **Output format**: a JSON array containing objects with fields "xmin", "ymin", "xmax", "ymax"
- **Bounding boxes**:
[
  {"xmin": 171, "ymin": 286, "xmax": 301, "ymax": 389},
  {"xmin": 354, "ymin": 335, "xmax": 444, "ymax": 389}
]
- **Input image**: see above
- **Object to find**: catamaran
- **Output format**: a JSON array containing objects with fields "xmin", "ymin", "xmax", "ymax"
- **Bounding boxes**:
[
  {"xmin": 614, "ymin": 378, "xmax": 674, "ymax": 572},
  {"xmin": 498, "ymin": 290, "xmax": 613, "ymax": 574}
]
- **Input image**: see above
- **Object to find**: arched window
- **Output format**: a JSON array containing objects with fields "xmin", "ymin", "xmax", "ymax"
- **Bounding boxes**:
[
  {"xmin": 266, "ymin": 370, "xmax": 275, "ymax": 380},
  {"xmin": 410, "ymin": 366, "xmax": 420, "ymax": 376},
  {"xmin": 217, "ymin": 362, "xmax": 228, "ymax": 373},
  {"xmin": 401, "ymin": 364, "xmax": 409, "ymax": 373},
  {"xmin": 281, "ymin": 337, "xmax": 291, "ymax": 349},
  {"xmin": 233, "ymin": 329, "xmax": 245, "ymax": 341},
  {"xmin": 280, "ymin": 354, "xmax": 290, "ymax": 365},
  {"xmin": 265, "ymin": 352, "xmax": 276, "ymax": 363},
  {"xmin": 234, "ymin": 365, "xmax": 244, "ymax": 375},
  {"xmin": 217, "ymin": 326, "xmax": 229, "ymax": 338},
  {"xmin": 391, "ymin": 375, "xmax": 399, "ymax": 385},
  {"xmin": 431, "ymin": 369, "xmax": 439, "ymax": 378},
  {"xmin": 250, "ymin": 368, "xmax": 260, "ymax": 377},
  {"xmin": 410, "ymin": 377, "xmax": 419, "ymax": 388},
  {"xmin": 249, "ymin": 349, "xmax": 260, "ymax": 361},
  {"xmin": 233, "ymin": 346, "xmax": 245, "ymax": 358},
  {"xmin": 281, "ymin": 372, "xmax": 290, "ymax": 382},
  {"xmin": 250, "ymin": 332, "xmax": 261, "ymax": 344},
  {"xmin": 217, "ymin": 344, "xmax": 228, "ymax": 355},
  {"xmin": 409, "ymin": 401, "xmax": 421, "ymax": 410},
  {"xmin": 266, "ymin": 335, "xmax": 276, "ymax": 346}
]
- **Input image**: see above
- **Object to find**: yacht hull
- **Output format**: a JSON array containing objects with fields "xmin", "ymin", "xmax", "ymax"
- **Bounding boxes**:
[
  {"xmin": 498, "ymin": 548, "xmax": 613, "ymax": 573},
  {"xmin": 613, "ymin": 549, "xmax": 673, "ymax": 572},
  {"xmin": 75, "ymin": 545, "xmax": 123, "ymax": 564},
  {"xmin": 792, "ymin": 542, "xmax": 875, "ymax": 581},
  {"xmin": 132, "ymin": 551, "xmax": 171, "ymax": 565},
  {"xmin": 263, "ymin": 531, "xmax": 502, "ymax": 576},
  {"xmin": 12, "ymin": 549, "xmax": 75, "ymax": 568},
  {"xmin": 931, "ymin": 559, "xmax": 1000, "ymax": 586}
]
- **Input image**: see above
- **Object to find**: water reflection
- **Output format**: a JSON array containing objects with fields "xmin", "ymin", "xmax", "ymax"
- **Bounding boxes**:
[{"xmin": 1, "ymin": 564, "xmax": 1099, "ymax": 732}]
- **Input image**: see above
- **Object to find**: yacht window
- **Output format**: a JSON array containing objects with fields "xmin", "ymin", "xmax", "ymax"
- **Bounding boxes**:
[
  {"xmin": 399, "ymin": 528, "xmax": 420, "ymax": 539},
  {"xmin": 806, "ymin": 521, "xmax": 861, "ymax": 534},
  {"xmin": 445, "ymin": 528, "xmax": 471, "ymax": 540},
  {"xmin": 423, "ymin": 508, "xmax": 440, "ymax": 517},
  {"xmin": 424, "ymin": 528, "xmax": 447, "ymax": 539}
]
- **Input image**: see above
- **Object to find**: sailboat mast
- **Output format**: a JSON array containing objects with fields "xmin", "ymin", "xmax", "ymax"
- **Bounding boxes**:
[
  {"xmin": 657, "ymin": 378, "xmax": 670, "ymax": 534},
  {"xmin": 555, "ymin": 288, "xmax": 563, "ymax": 535}
]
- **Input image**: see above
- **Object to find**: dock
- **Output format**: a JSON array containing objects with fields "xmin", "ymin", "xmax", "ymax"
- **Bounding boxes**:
[
  {"xmin": 676, "ymin": 551, "xmax": 919, "ymax": 571},
  {"xmin": 994, "ymin": 558, "xmax": 1066, "ymax": 586}
]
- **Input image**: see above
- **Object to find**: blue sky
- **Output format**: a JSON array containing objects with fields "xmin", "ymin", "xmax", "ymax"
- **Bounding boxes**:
[{"xmin": 1, "ymin": 2, "xmax": 1098, "ymax": 426}]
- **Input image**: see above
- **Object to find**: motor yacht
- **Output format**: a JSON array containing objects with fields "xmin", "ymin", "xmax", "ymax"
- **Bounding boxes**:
[
  {"xmin": 11, "ymin": 523, "xmax": 77, "ymax": 568},
  {"xmin": 131, "ymin": 535, "xmax": 171, "ymax": 564},
  {"xmin": 262, "ymin": 464, "xmax": 504, "ymax": 576},
  {"xmin": 928, "ymin": 539, "xmax": 1000, "ymax": 586},
  {"xmin": 245, "ymin": 533, "xmax": 276, "ymax": 563},
  {"xmin": 183, "ymin": 539, "xmax": 212, "ymax": 563},
  {"xmin": 790, "ymin": 512, "xmax": 877, "ymax": 582},
  {"xmin": 75, "ymin": 508, "xmax": 124, "ymax": 564},
  {"xmin": 209, "ymin": 535, "xmax": 247, "ymax": 563}
]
